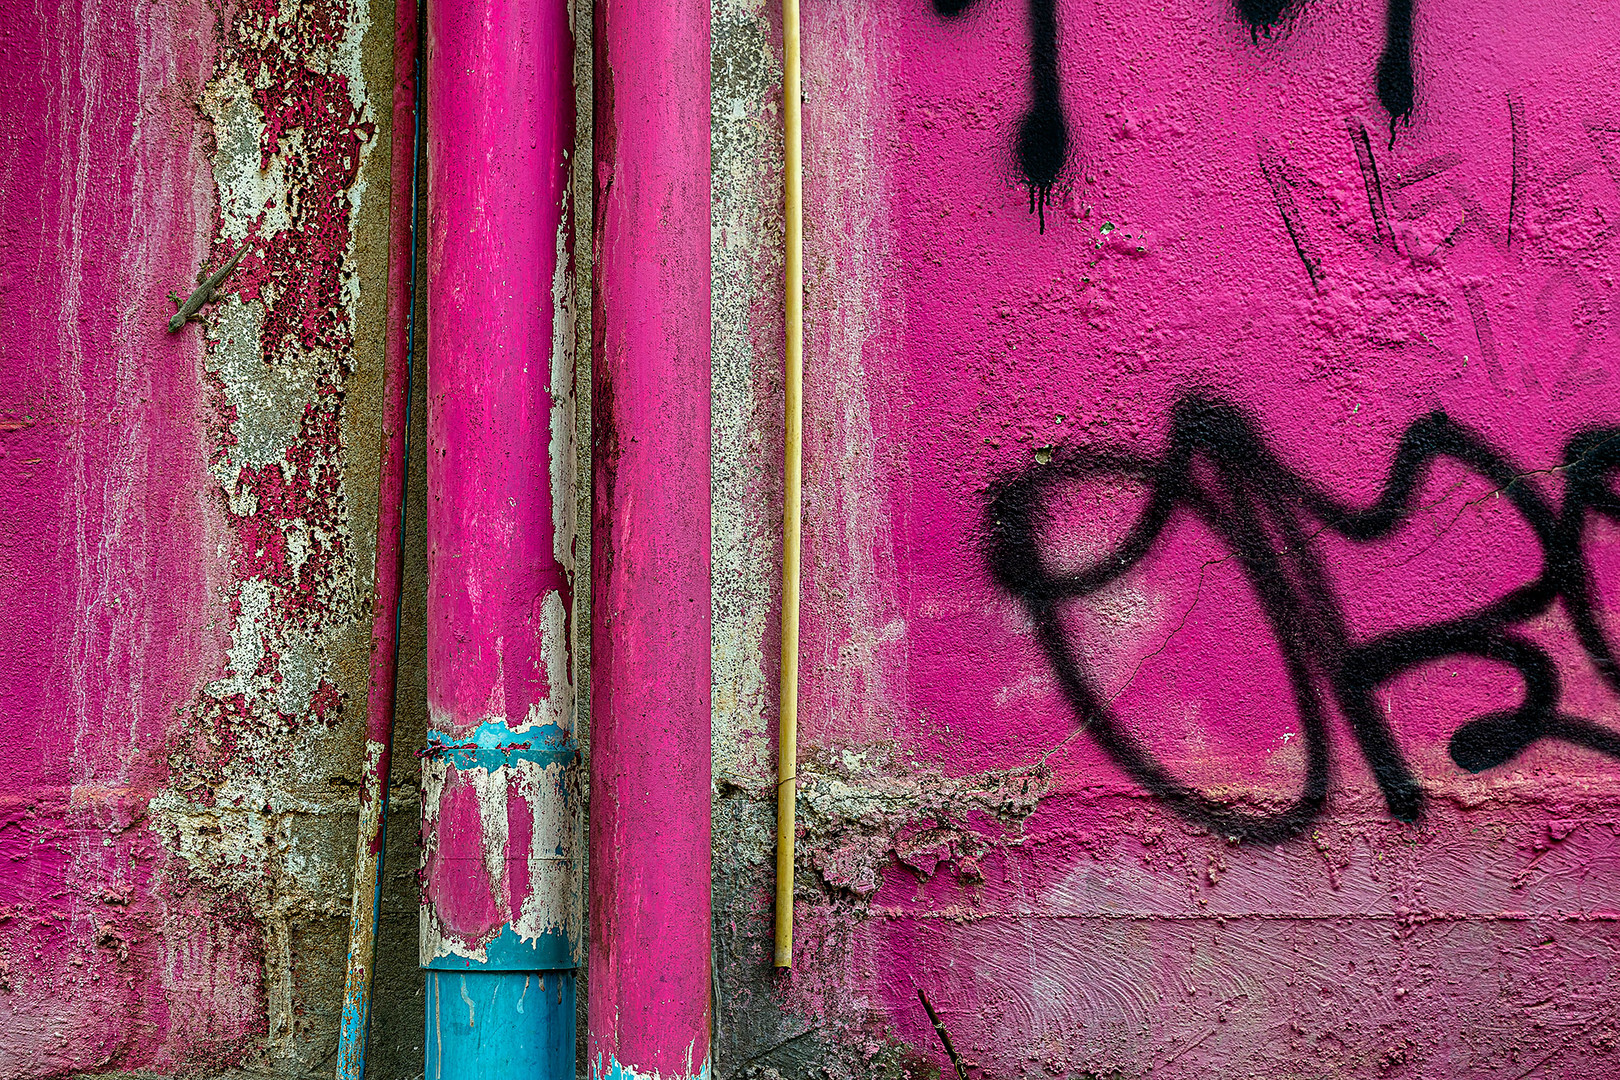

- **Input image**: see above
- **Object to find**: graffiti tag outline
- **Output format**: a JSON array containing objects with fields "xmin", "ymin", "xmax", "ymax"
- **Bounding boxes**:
[{"xmin": 983, "ymin": 392, "xmax": 1620, "ymax": 843}]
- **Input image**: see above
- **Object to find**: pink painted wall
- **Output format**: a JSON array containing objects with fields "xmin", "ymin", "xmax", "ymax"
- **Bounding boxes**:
[
  {"xmin": 711, "ymin": 0, "xmax": 1620, "ymax": 1075},
  {"xmin": 0, "ymin": 0, "xmax": 397, "ymax": 1072},
  {"xmin": 0, "ymin": 1, "xmax": 253, "ymax": 1070}
]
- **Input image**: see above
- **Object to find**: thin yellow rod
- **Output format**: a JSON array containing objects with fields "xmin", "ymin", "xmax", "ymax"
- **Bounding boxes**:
[{"xmin": 774, "ymin": 0, "xmax": 803, "ymax": 970}]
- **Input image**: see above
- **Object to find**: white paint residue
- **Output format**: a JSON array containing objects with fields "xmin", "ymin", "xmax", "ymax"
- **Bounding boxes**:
[
  {"xmin": 520, "ymin": 590, "xmax": 575, "ymax": 734},
  {"xmin": 207, "ymin": 300, "xmax": 329, "ymax": 477},
  {"xmin": 419, "ymin": 755, "xmax": 581, "ymax": 966},
  {"xmin": 201, "ymin": 71, "xmax": 293, "ymax": 239},
  {"xmin": 513, "ymin": 759, "xmax": 581, "ymax": 956},
  {"xmin": 993, "ymin": 667, "xmax": 1057, "ymax": 709},
  {"xmin": 550, "ymin": 200, "xmax": 579, "ymax": 575},
  {"xmin": 460, "ymin": 975, "xmax": 475, "ymax": 1027},
  {"xmin": 473, "ymin": 768, "xmax": 512, "ymax": 913}
]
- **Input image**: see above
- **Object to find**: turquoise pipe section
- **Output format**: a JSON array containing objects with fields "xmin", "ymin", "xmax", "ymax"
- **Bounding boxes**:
[
  {"xmin": 427, "ymin": 971, "xmax": 575, "ymax": 1078},
  {"xmin": 425, "ymin": 721, "xmax": 578, "ymax": 776},
  {"xmin": 423, "ymin": 923, "xmax": 573, "ymax": 972},
  {"xmin": 420, "ymin": 716, "xmax": 581, "ymax": 1074},
  {"xmin": 421, "ymin": 720, "xmax": 579, "ymax": 973}
]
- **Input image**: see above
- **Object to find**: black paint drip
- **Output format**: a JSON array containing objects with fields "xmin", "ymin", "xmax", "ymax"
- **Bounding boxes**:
[
  {"xmin": 1019, "ymin": 0, "xmax": 1068, "ymax": 231},
  {"xmin": 1234, "ymin": 0, "xmax": 1416, "ymax": 143},
  {"xmin": 1375, "ymin": 0, "xmax": 1416, "ymax": 145},
  {"xmin": 1233, "ymin": 0, "xmax": 1296, "ymax": 39},
  {"xmin": 933, "ymin": 0, "xmax": 1069, "ymax": 231}
]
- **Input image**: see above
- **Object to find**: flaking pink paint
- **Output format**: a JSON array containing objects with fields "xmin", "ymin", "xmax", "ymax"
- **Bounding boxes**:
[
  {"xmin": 423, "ymin": 778, "xmax": 506, "ymax": 942},
  {"xmin": 768, "ymin": 0, "xmax": 1620, "ymax": 1073},
  {"xmin": 418, "ymin": 771, "xmax": 545, "ymax": 946}
]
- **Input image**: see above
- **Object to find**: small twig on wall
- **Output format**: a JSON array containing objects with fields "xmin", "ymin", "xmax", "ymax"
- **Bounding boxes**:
[{"xmin": 917, "ymin": 986, "xmax": 972, "ymax": 1080}]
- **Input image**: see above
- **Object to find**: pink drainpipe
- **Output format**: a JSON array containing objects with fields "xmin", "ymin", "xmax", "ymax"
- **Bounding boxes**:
[
  {"xmin": 421, "ymin": 0, "xmax": 580, "ymax": 1071},
  {"xmin": 588, "ymin": 0, "xmax": 713, "ymax": 1071}
]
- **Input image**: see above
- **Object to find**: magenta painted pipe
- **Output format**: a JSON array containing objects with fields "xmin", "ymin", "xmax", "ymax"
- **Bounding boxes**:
[
  {"xmin": 336, "ymin": 0, "xmax": 420, "ymax": 1073},
  {"xmin": 588, "ymin": 0, "xmax": 712, "ymax": 1073},
  {"xmin": 422, "ymin": 0, "xmax": 580, "ymax": 1073}
]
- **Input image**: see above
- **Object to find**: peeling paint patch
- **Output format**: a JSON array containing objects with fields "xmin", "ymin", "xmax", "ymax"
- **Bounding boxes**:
[
  {"xmin": 593, "ymin": 1044, "xmax": 714, "ymax": 1080},
  {"xmin": 796, "ymin": 746, "xmax": 1052, "ymax": 899},
  {"xmin": 152, "ymin": 0, "xmax": 384, "ymax": 1064},
  {"xmin": 418, "ymin": 590, "xmax": 581, "ymax": 968},
  {"xmin": 419, "ymin": 712, "xmax": 583, "ymax": 968}
]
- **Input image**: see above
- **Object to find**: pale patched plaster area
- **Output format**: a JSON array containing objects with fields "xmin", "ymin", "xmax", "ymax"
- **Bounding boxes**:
[
  {"xmin": 142, "ymin": 0, "xmax": 390, "ymax": 1067},
  {"xmin": 710, "ymin": 0, "xmax": 782, "ymax": 792},
  {"xmin": 418, "ymin": 753, "xmax": 581, "ymax": 966}
]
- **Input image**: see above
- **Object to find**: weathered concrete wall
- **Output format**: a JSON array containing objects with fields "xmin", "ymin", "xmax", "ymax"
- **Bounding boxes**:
[
  {"xmin": 0, "ymin": 0, "xmax": 404, "ymax": 1071},
  {"xmin": 11, "ymin": 0, "xmax": 1620, "ymax": 1072},
  {"xmin": 712, "ymin": 0, "xmax": 1620, "ymax": 1076}
]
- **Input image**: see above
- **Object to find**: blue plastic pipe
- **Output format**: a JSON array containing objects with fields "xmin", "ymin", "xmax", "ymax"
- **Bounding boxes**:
[{"xmin": 425, "ymin": 971, "xmax": 575, "ymax": 1078}]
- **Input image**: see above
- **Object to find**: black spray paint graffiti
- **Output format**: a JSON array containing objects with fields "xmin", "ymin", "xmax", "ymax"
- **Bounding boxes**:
[
  {"xmin": 983, "ymin": 393, "xmax": 1620, "ymax": 844},
  {"xmin": 934, "ymin": 0, "xmax": 1067, "ymax": 231},
  {"xmin": 1240, "ymin": 0, "xmax": 1415, "ymax": 140},
  {"xmin": 933, "ymin": 0, "xmax": 1417, "ymax": 229}
]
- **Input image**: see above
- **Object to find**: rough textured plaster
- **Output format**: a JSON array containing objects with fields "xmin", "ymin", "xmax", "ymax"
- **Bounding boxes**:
[
  {"xmin": 351, "ymin": 68, "xmax": 432, "ymax": 1080},
  {"xmin": 570, "ymin": 0, "xmax": 597, "ymax": 1065},
  {"xmin": 711, "ymin": 0, "xmax": 1620, "ymax": 1077},
  {"xmin": 2, "ymin": 0, "xmax": 395, "ymax": 1069}
]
